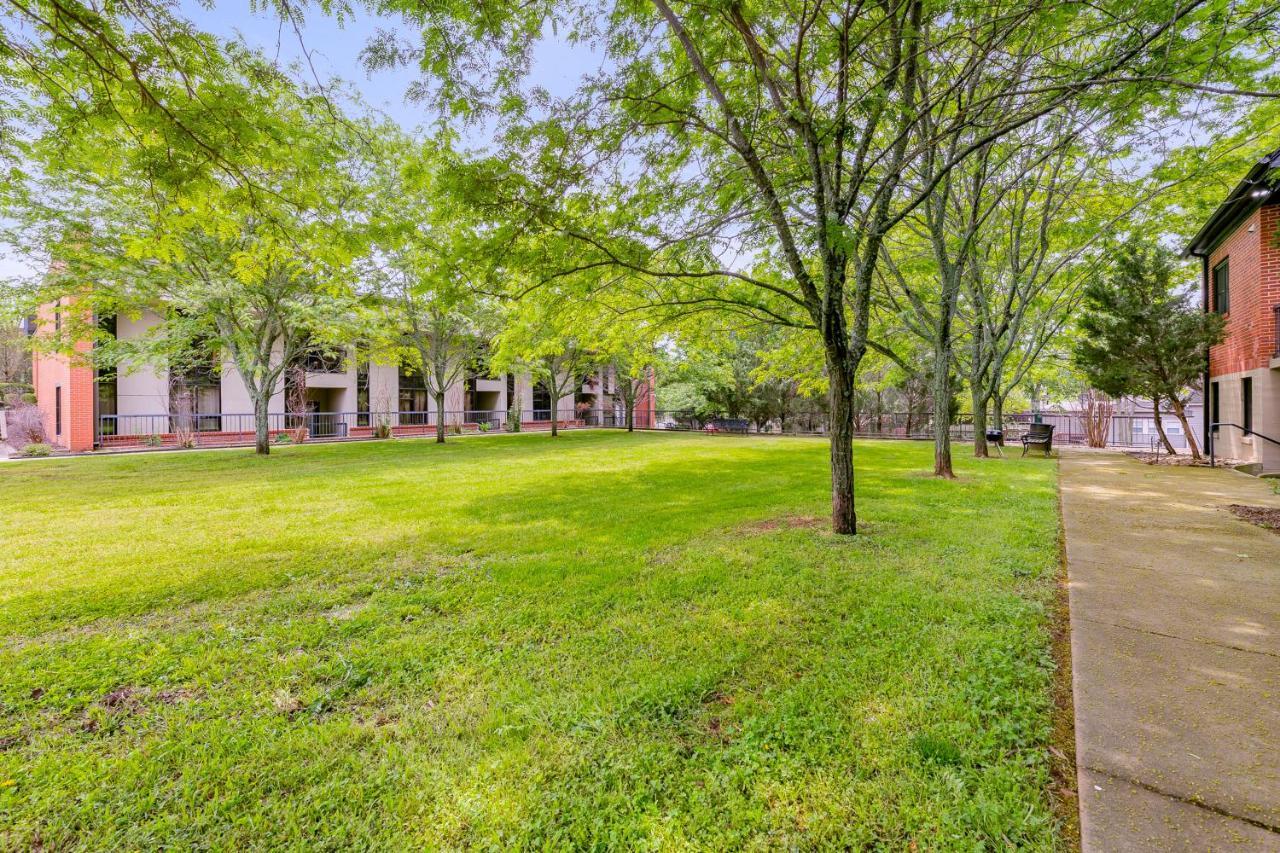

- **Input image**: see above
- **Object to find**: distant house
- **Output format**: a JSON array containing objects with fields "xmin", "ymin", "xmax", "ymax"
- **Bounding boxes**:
[
  {"xmin": 1185, "ymin": 147, "xmax": 1280, "ymax": 471},
  {"xmin": 1030, "ymin": 393, "xmax": 1203, "ymax": 450},
  {"xmin": 1116, "ymin": 393, "xmax": 1203, "ymax": 451}
]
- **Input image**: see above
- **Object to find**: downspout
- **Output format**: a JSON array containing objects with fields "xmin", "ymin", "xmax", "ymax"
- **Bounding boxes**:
[{"xmin": 1193, "ymin": 250, "xmax": 1212, "ymax": 464}]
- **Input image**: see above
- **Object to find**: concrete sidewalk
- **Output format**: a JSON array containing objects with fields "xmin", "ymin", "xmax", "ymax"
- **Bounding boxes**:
[{"xmin": 1060, "ymin": 451, "xmax": 1280, "ymax": 850}]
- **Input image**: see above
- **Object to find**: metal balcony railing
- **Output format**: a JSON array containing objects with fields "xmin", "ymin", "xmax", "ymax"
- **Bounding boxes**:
[
  {"xmin": 302, "ymin": 351, "xmax": 346, "ymax": 373},
  {"xmin": 93, "ymin": 408, "xmax": 607, "ymax": 449}
]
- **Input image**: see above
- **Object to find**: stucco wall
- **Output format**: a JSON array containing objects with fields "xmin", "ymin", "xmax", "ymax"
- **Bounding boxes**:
[
  {"xmin": 1209, "ymin": 367, "xmax": 1280, "ymax": 470},
  {"xmin": 114, "ymin": 311, "xmax": 169, "ymax": 417},
  {"xmin": 219, "ymin": 345, "xmax": 285, "ymax": 415}
]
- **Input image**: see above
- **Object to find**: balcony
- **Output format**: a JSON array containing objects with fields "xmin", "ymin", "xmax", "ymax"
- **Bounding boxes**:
[{"xmin": 303, "ymin": 350, "xmax": 346, "ymax": 374}]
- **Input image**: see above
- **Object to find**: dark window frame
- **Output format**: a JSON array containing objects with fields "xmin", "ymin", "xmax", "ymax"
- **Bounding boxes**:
[
  {"xmin": 1210, "ymin": 381, "xmax": 1220, "ymax": 433},
  {"xmin": 397, "ymin": 362, "xmax": 429, "ymax": 424},
  {"xmin": 1212, "ymin": 258, "xmax": 1230, "ymax": 315},
  {"xmin": 531, "ymin": 382, "xmax": 552, "ymax": 415},
  {"xmin": 55, "ymin": 385, "xmax": 62, "ymax": 435},
  {"xmin": 356, "ymin": 358, "xmax": 370, "ymax": 427},
  {"xmin": 1243, "ymin": 377, "xmax": 1253, "ymax": 433}
]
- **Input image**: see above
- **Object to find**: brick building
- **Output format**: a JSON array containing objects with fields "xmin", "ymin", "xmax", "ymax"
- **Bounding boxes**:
[
  {"xmin": 31, "ymin": 304, "xmax": 656, "ymax": 452},
  {"xmin": 1186, "ymin": 146, "xmax": 1280, "ymax": 472}
]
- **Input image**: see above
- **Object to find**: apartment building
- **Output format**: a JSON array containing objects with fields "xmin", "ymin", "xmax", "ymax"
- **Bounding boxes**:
[
  {"xmin": 1185, "ymin": 145, "xmax": 1280, "ymax": 472},
  {"xmin": 32, "ymin": 305, "xmax": 655, "ymax": 451}
]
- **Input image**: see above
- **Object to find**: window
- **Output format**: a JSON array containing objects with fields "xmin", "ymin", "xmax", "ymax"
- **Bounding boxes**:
[
  {"xmin": 398, "ymin": 363, "xmax": 429, "ymax": 424},
  {"xmin": 1243, "ymin": 377, "xmax": 1253, "ymax": 433},
  {"xmin": 1211, "ymin": 381, "xmax": 1220, "ymax": 432},
  {"xmin": 303, "ymin": 348, "xmax": 346, "ymax": 373},
  {"xmin": 532, "ymin": 382, "xmax": 551, "ymax": 417},
  {"xmin": 1212, "ymin": 259, "xmax": 1230, "ymax": 314},
  {"xmin": 55, "ymin": 385, "xmax": 62, "ymax": 435},
  {"xmin": 356, "ymin": 359, "xmax": 370, "ymax": 427},
  {"xmin": 169, "ymin": 341, "xmax": 222, "ymax": 432},
  {"xmin": 97, "ymin": 315, "xmax": 118, "ymax": 436}
]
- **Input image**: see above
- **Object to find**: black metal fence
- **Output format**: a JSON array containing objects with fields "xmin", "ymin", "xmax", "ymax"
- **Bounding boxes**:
[
  {"xmin": 94, "ymin": 406, "xmax": 1199, "ymax": 451},
  {"xmin": 96, "ymin": 409, "xmax": 603, "ymax": 449}
]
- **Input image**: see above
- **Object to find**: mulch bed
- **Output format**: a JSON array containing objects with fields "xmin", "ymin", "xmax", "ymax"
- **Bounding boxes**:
[
  {"xmin": 1124, "ymin": 450, "xmax": 1212, "ymax": 467},
  {"xmin": 1228, "ymin": 504, "xmax": 1280, "ymax": 532}
]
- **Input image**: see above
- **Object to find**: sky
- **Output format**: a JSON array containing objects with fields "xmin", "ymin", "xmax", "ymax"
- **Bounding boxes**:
[{"xmin": 183, "ymin": 0, "xmax": 602, "ymax": 142}]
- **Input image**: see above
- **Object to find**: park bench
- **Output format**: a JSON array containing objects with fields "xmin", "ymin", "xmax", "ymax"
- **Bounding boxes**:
[
  {"xmin": 1020, "ymin": 423, "xmax": 1054, "ymax": 457},
  {"xmin": 706, "ymin": 418, "xmax": 750, "ymax": 434}
]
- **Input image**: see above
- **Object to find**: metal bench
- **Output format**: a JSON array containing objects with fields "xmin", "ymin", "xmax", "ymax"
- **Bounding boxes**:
[{"xmin": 1021, "ymin": 423, "xmax": 1054, "ymax": 457}]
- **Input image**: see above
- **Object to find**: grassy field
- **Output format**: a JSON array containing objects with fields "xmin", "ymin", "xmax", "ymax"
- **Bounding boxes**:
[{"xmin": 0, "ymin": 431, "xmax": 1063, "ymax": 849}]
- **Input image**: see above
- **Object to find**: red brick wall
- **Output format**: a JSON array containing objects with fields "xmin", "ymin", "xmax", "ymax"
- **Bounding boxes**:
[
  {"xmin": 1209, "ymin": 203, "xmax": 1280, "ymax": 377},
  {"xmin": 32, "ymin": 300, "xmax": 95, "ymax": 452}
]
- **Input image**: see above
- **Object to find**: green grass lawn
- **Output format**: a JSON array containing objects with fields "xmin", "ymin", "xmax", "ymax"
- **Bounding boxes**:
[{"xmin": 0, "ymin": 431, "xmax": 1063, "ymax": 849}]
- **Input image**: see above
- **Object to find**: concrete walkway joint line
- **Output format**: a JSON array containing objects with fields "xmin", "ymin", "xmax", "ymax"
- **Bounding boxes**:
[{"xmin": 1059, "ymin": 450, "xmax": 1280, "ymax": 851}]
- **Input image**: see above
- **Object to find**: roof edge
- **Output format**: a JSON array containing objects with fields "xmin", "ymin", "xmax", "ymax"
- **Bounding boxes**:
[{"xmin": 1184, "ymin": 146, "xmax": 1280, "ymax": 257}]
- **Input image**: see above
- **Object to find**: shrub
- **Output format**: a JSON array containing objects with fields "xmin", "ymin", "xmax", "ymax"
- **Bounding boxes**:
[
  {"xmin": 478, "ymin": 421, "xmax": 491, "ymax": 432},
  {"xmin": 143, "ymin": 434, "xmax": 164, "ymax": 448},
  {"xmin": 20, "ymin": 442, "xmax": 52, "ymax": 458},
  {"xmin": 1, "ymin": 382, "xmax": 34, "ymax": 408},
  {"xmin": 5, "ymin": 402, "xmax": 47, "ymax": 451}
]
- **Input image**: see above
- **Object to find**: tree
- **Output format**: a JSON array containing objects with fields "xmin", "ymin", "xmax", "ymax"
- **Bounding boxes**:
[
  {"xmin": 0, "ymin": 321, "xmax": 32, "ymax": 392},
  {"xmin": 600, "ymin": 334, "xmax": 657, "ymax": 432},
  {"xmin": 4, "ymin": 42, "xmax": 368, "ymax": 455},
  {"xmin": 1074, "ymin": 236, "xmax": 1224, "ymax": 459},
  {"xmin": 364, "ymin": 135, "xmax": 496, "ymax": 444},
  {"xmin": 374, "ymin": 0, "xmax": 1278, "ymax": 533},
  {"xmin": 492, "ymin": 298, "xmax": 594, "ymax": 438}
]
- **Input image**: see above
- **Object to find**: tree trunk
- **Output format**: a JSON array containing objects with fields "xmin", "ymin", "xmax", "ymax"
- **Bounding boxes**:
[
  {"xmin": 932, "ymin": 366, "xmax": 954, "ymax": 477},
  {"xmin": 1168, "ymin": 397, "xmax": 1201, "ymax": 460},
  {"xmin": 972, "ymin": 389, "xmax": 989, "ymax": 458},
  {"xmin": 626, "ymin": 399, "xmax": 635, "ymax": 432},
  {"xmin": 992, "ymin": 394, "xmax": 1005, "ymax": 431},
  {"xmin": 550, "ymin": 392, "xmax": 559, "ymax": 437},
  {"xmin": 434, "ymin": 391, "xmax": 446, "ymax": 443},
  {"xmin": 1151, "ymin": 396, "xmax": 1177, "ymax": 455},
  {"xmin": 932, "ymin": 326, "xmax": 955, "ymax": 478},
  {"xmin": 826, "ymin": 349, "xmax": 857, "ymax": 535},
  {"xmin": 253, "ymin": 390, "xmax": 270, "ymax": 456}
]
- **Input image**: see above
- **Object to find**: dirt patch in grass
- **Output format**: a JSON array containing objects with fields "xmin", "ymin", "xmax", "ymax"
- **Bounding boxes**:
[
  {"xmin": 744, "ymin": 514, "xmax": 827, "ymax": 533},
  {"xmin": 100, "ymin": 686, "xmax": 144, "ymax": 711},
  {"xmin": 1227, "ymin": 504, "xmax": 1280, "ymax": 532}
]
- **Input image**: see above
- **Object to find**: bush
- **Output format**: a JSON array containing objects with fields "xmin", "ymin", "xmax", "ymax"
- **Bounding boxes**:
[
  {"xmin": 1, "ymin": 382, "xmax": 34, "ymax": 408},
  {"xmin": 20, "ymin": 442, "xmax": 52, "ymax": 458},
  {"xmin": 5, "ymin": 402, "xmax": 47, "ymax": 451}
]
